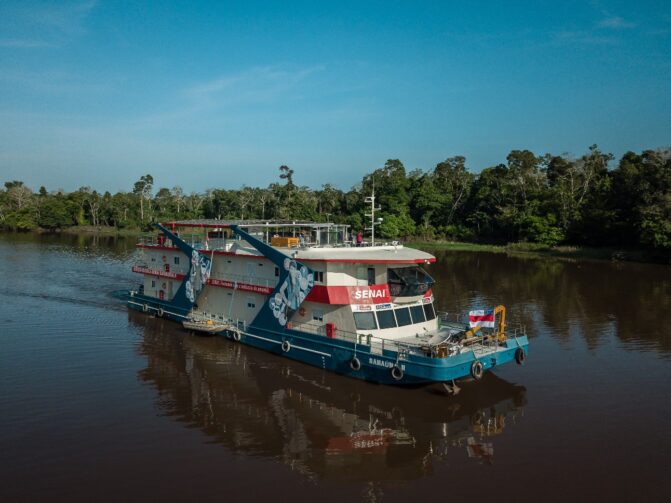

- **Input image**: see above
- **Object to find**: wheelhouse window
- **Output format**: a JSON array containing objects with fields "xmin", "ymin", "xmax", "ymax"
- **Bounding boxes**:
[
  {"xmin": 387, "ymin": 266, "xmax": 435, "ymax": 297},
  {"xmin": 314, "ymin": 271, "xmax": 325, "ymax": 283},
  {"xmin": 247, "ymin": 296, "xmax": 256, "ymax": 308},
  {"xmin": 353, "ymin": 312, "xmax": 377, "ymax": 330},
  {"xmin": 376, "ymin": 309, "xmax": 397, "ymax": 329},
  {"xmin": 423, "ymin": 302, "xmax": 436, "ymax": 321},
  {"xmin": 173, "ymin": 256, "xmax": 180, "ymax": 265},
  {"xmin": 395, "ymin": 307, "xmax": 412, "ymax": 327},
  {"xmin": 313, "ymin": 309, "xmax": 324, "ymax": 322},
  {"xmin": 409, "ymin": 305, "xmax": 426, "ymax": 323}
]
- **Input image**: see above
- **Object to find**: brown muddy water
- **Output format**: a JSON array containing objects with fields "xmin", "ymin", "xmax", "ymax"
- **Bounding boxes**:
[{"xmin": 1, "ymin": 233, "xmax": 670, "ymax": 502}]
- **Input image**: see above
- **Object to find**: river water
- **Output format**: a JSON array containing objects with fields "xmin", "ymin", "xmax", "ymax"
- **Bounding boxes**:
[{"xmin": 1, "ymin": 233, "xmax": 670, "ymax": 502}]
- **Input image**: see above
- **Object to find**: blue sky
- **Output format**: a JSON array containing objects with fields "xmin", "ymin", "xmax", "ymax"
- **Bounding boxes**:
[{"xmin": 1, "ymin": 1, "xmax": 670, "ymax": 193}]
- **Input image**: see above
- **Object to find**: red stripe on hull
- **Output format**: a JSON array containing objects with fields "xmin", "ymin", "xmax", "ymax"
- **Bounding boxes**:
[{"xmin": 131, "ymin": 266, "xmax": 185, "ymax": 280}]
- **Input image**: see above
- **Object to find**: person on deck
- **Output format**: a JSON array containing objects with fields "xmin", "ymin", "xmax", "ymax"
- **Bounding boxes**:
[{"xmin": 356, "ymin": 231, "xmax": 363, "ymax": 247}]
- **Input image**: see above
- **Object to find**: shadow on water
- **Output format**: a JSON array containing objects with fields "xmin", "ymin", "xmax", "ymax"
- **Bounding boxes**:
[
  {"xmin": 130, "ymin": 311, "xmax": 527, "ymax": 482},
  {"xmin": 430, "ymin": 250, "xmax": 671, "ymax": 355}
]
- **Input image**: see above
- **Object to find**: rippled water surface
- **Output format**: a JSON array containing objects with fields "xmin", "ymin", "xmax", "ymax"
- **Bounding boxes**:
[{"xmin": 1, "ymin": 233, "xmax": 670, "ymax": 502}]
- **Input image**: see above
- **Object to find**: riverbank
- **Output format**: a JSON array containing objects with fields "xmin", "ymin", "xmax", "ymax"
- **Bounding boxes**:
[
  {"xmin": 59, "ymin": 225, "xmax": 148, "ymax": 237},
  {"xmin": 406, "ymin": 240, "xmax": 671, "ymax": 264},
  {"xmin": 2, "ymin": 226, "xmax": 668, "ymax": 264}
]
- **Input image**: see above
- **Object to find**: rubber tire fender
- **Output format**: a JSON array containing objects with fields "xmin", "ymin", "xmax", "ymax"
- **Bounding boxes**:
[
  {"xmin": 157, "ymin": 308, "xmax": 164, "ymax": 317},
  {"xmin": 391, "ymin": 365, "xmax": 404, "ymax": 381},
  {"xmin": 515, "ymin": 347, "xmax": 526, "ymax": 365},
  {"xmin": 281, "ymin": 340, "xmax": 291, "ymax": 352},
  {"xmin": 232, "ymin": 329, "xmax": 241, "ymax": 342},
  {"xmin": 350, "ymin": 356, "xmax": 361, "ymax": 371},
  {"xmin": 471, "ymin": 360, "xmax": 484, "ymax": 380}
]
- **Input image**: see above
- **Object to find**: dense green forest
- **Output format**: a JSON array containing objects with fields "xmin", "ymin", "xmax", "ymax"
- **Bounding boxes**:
[{"xmin": 1, "ymin": 145, "xmax": 670, "ymax": 251}]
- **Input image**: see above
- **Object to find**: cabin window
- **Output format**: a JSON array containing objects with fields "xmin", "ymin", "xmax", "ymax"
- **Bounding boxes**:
[
  {"xmin": 274, "ymin": 267, "xmax": 280, "ymax": 277},
  {"xmin": 353, "ymin": 312, "xmax": 377, "ymax": 330},
  {"xmin": 387, "ymin": 266, "xmax": 435, "ymax": 297},
  {"xmin": 423, "ymin": 302, "xmax": 436, "ymax": 321},
  {"xmin": 376, "ymin": 309, "xmax": 397, "ymax": 329},
  {"xmin": 313, "ymin": 310, "xmax": 324, "ymax": 322},
  {"xmin": 151, "ymin": 256, "xmax": 156, "ymax": 262},
  {"xmin": 247, "ymin": 296, "xmax": 256, "ymax": 308},
  {"xmin": 151, "ymin": 280, "xmax": 156, "ymax": 288},
  {"xmin": 173, "ymin": 256, "xmax": 180, "ymax": 265},
  {"xmin": 314, "ymin": 271, "xmax": 324, "ymax": 283},
  {"xmin": 395, "ymin": 307, "xmax": 412, "ymax": 327},
  {"xmin": 367, "ymin": 267, "xmax": 375, "ymax": 286},
  {"xmin": 410, "ymin": 305, "xmax": 426, "ymax": 323}
]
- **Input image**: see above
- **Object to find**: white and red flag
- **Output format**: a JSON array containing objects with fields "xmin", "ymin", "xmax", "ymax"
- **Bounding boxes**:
[{"xmin": 468, "ymin": 309, "xmax": 495, "ymax": 328}]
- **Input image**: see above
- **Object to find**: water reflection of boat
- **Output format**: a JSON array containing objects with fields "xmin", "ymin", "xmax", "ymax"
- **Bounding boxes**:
[{"xmin": 132, "ymin": 311, "xmax": 527, "ymax": 480}]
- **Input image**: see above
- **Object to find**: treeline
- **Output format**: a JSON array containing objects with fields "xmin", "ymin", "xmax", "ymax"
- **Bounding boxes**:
[{"xmin": 1, "ymin": 145, "xmax": 670, "ymax": 250}]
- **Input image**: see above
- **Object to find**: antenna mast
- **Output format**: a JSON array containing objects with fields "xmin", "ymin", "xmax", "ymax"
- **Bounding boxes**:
[{"xmin": 364, "ymin": 179, "xmax": 381, "ymax": 246}]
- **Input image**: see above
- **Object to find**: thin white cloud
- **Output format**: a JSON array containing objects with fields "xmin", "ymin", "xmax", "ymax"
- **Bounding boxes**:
[
  {"xmin": 185, "ymin": 65, "xmax": 325, "ymax": 108},
  {"xmin": 598, "ymin": 16, "xmax": 636, "ymax": 30},
  {"xmin": 0, "ymin": 1, "xmax": 97, "ymax": 48}
]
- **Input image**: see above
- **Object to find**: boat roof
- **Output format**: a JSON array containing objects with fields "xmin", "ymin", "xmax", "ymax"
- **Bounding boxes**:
[
  {"xmin": 160, "ymin": 219, "xmax": 435, "ymax": 264},
  {"xmin": 293, "ymin": 245, "xmax": 436, "ymax": 264},
  {"xmin": 165, "ymin": 219, "xmax": 349, "ymax": 229}
]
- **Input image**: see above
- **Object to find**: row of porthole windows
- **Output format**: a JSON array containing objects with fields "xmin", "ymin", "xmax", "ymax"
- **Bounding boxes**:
[{"xmin": 353, "ymin": 303, "xmax": 436, "ymax": 331}]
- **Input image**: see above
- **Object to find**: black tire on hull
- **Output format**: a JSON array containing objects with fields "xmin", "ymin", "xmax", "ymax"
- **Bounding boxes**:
[
  {"xmin": 471, "ymin": 360, "xmax": 484, "ymax": 380},
  {"xmin": 515, "ymin": 347, "xmax": 526, "ymax": 365},
  {"xmin": 391, "ymin": 365, "xmax": 404, "ymax": 381}
]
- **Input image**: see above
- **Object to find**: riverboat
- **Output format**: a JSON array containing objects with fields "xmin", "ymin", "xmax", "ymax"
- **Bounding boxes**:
[{"xmin": 127, "ymin": 218, "xmax": 528, "ymax": 389}]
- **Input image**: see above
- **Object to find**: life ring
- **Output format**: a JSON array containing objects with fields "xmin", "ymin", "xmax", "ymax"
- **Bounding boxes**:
[
  {"xmin": 515, "ymin": 347, "xmax": 526, "ymax": 365},
  {"xmin": 350, "ymin": 356, "xmax": 361, "ymax": 371},
  {"xmin": 232, "ymin": 329, "xmax": 241, "ymax": 342},
  {"xmin": 281, "ymin": 340, "xmax": 291, "ymax": 352},
  {"xmin": 299, "ymin": 307, "xmax": 306, "ymax": 316},
  {"xmin": 157, "ymin": 308, "xmax": 164, "ymax": 317},
  {"xmin": 391, "ymin": 365, "xmax": 404, "ymax": 381},
  {"xmin": 471, "ymin": 360, "xmax": 484, "ymax": 380},
  {"xmin": 142, "ymin": 303, "xmax": 148, "ymax": 313}
]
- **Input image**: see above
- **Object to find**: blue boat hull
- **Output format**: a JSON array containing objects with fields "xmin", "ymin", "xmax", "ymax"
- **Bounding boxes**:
[{"xmin": 128, "ymin": 295, "xmax": 529, "ymax": 386}]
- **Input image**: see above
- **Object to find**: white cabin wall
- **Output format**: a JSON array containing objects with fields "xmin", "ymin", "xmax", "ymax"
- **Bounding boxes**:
[
  {"xmin": 198, "ymin": 286, "xmax": 262, "ymax": 324},
  {"xmin": 288, "ymin": 302, "xmax": 357, "ymax": 335},
  {"xmin": 324, "ymin": 263, "xmax": 357, "ymax": 286}
]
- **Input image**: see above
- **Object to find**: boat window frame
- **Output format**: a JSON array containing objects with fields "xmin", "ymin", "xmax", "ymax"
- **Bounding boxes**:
[
  {"xmin": 376, "ymin": 309, "xmax": 397, "ymax": 329},
  {"xmin": 353, "ymin": 311, "xmax": 378, "ymax": 330},
  {"xmin": 409, "ymin": 304, "xmax": 426, "ymax": 324},
  {"xmin": 394, "ymin": 306, "xmax": 412, "ymax": 327},
  {"xmin": 423, "ymin": 302, "xmax": 436, "ymax": 321}
]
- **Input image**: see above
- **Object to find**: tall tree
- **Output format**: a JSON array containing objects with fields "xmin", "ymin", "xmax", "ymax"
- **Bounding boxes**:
[{"xmin": 133, "ymin": 174, "xmax": 154, "ymax": 223}]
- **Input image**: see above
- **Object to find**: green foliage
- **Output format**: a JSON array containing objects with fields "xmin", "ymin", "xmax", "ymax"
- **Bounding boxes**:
[
  {"xmin": 2, "ymin": 146, "xmax": 669, "ymax": 257},
  {"xmin": 379, "ymin": 212, "xmax": 415, "ymax": 239}
]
